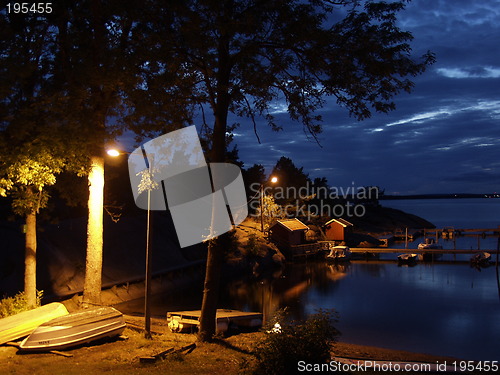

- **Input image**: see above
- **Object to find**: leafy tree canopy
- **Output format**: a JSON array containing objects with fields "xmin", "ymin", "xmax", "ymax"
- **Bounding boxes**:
[{"xmin": 133, "ymin": 0, "xmax": 434, "ymax": 147}]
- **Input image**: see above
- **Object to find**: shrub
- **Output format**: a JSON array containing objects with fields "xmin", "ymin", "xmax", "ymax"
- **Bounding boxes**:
[
  {"xmin": 0, "ymin": 290, "xmax": 43, "ymax": 318},
  {"xmin": 244, "ymin": 233, "xmax": 260, "ymax": 258},
  {"xmin": 220, "ymin": 229, "xmax": 240, "ymax": 258},
  {"xmin": 251, "ymin": 309, "xmax": 341, "ymax": 375}
]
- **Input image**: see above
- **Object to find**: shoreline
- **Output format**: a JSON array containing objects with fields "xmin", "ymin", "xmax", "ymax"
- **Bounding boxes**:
[
  {"xmin": 334, "ymin": 339, "xmax": 461, "ymax": 363},
  {"xmin": 123, "ymin": 314, "xmax": 463, "ymax": 363},
  {"xmin": 0, "ymin": 316, "xmax": 463, "ymax": 375}
]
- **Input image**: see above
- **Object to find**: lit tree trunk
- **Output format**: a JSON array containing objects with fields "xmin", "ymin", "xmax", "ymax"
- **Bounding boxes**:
[
  {"xmin": 24, "ymin": 211, "xmax": 37, "ymax": 308},
  {"xmin": 83, "ymin": 155, "xmax": 104, "ymax": 307}
]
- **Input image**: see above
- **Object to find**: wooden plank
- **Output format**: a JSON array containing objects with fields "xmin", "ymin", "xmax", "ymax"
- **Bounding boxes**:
[
  {"xmin": 140, "ymin": 343, "xmax": 196, "ymax": 364},
  {"xmin": 5, "ymin": 341, "xmax": 73, "ymax": 357},
  {"xmin": 49, "ymin": 350, "xmax": 74, "ymax": 358},
  {"xmin": 140, "ymin": 347, "xmax": 175, "ymax": 363}
]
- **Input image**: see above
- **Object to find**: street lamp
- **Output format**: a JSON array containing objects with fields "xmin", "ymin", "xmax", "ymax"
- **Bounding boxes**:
[
  {"xmin": 107, "ymin": 148, "xmax": 153, "ymax": 339},
  {"xmin": 106, "ymin": 149, "xmax": 121, "ymax": 157},
  {"xmin": 260, "ymin": 176, "xmax": 278, "ymax": 233}
]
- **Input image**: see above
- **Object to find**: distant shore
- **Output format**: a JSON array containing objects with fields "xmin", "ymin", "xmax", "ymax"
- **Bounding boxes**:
[{"xmin": 382, "ymin": 193, "xmax": 499, "ymax": 199}]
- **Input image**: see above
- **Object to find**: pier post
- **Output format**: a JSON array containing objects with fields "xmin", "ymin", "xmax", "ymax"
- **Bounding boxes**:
[{"xmin": 405, "ymin": 227, "xmax": 408, "ymax": 249}]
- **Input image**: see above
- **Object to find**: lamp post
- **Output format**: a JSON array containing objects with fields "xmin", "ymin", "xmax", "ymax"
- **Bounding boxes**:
[
  {"xmin": 107, "ymin": 148, "xmax": 153, "ymax": 339},
  {"xmin": 260, "ymin": 176, "xmax": 278, "ymax": 233}
]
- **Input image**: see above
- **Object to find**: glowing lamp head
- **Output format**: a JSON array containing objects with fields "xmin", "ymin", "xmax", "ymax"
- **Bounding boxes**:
[
  {"xmin": 270, "ymin": 176, "xmax": 278, "ymax": 184},
  {"xmin": 107, "ymin": 149, "xmax": 120, "ymax": 157}
]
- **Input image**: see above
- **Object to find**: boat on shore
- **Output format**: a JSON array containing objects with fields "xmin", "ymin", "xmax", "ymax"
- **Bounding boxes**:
[
  {"xmin": 167, "ymin": 309, "xmax": 262, "ymax": 333},
  {"xmin": 0, "ymin": 303, "xmax": 69, "ymax": 345},
  {"xmin": 326, "ymin": 246, "xmax": 351, "ymax": 261},
  {"xmin": 19, "ymin": 306, "xmax": 126, "ymax": 352}
]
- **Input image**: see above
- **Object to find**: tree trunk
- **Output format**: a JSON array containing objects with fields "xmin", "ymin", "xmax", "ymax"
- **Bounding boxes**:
[
  {"xmin": 24, "ymin": 211, "xmax": 37, "ymax": 308},
  {"xmin": 198, "ymin": 86, "xmax": 230, "ymax": 342},
  {"xmin": 197, "ymin": 20, "xmax": 233, "ymax": 341},
  {"xmin": 83, "ymin": 155, "xmax": 104, "ymax": 307}
]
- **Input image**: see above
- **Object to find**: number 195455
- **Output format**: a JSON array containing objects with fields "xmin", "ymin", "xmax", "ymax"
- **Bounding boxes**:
[{"xmin": 6, "ymin": 3, "xmax": 53, "ymax": 14}]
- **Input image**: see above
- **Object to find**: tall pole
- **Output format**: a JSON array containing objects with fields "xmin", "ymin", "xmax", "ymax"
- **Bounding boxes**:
[
  {"xmin": 144, "ymin": 165, "xmax": 152, "ymax": 339},
  {"xmin": 405, "ymin": 227, "xmax": 408, "ymax": 249},
  {"xmin": 260, "ymin": 184, "xmax": 264, "ymax": 232}
]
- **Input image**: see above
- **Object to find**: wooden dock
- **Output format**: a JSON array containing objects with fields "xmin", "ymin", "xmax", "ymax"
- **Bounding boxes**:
[
  {"xmin": 350, "ymin": 248, "xmax": 499, "ymax": 255},
  {"xmin": 281, "ymin": 226, "xmax": 499, "ymax": 260},
  {"xmin": 289, "ymin": 241, "xmax": 335, "ymax": 258},
  {"xmin": 424, "ymin": 227, "xmax": 500, "ymax": 237},
  {"xmin": 166, "ymin": 309, "xmax": 263, "ymax": 333}
]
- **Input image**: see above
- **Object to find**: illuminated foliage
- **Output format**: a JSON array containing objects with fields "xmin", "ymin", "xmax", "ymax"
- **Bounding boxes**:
[{"xmin": 0, "ymin": 151, "xmax": 64, "ymax": 214}]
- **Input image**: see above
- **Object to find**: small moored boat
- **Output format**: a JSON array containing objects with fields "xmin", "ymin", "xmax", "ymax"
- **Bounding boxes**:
[
  {"xmin": 0, "ymin": 302, "xmax": 68, "ymax": 345},
  {"xmin": 326, "ymin": 246, "xmax": 351, "ymax": 261},
  {"xmin": 418, "ymin": 238, "xmax": 443, "ymax": 260},
  {"xmin": 19, "ymin": 306, "xmax": 125, "ymax": 352},
  {"xmin": 397, "ymin": 253, "xmax": 418, "ymax": 264},
  {"xmin": 470, "ymin": 252, "xmax": 491, "ymax": 266},
  {"xmin": 418, "ymin": 238, "xmax": 443, "ymax": 250}
]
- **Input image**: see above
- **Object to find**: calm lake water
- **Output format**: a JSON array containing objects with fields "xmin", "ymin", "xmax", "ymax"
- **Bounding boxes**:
[{"xmin": 121, "ymin": 199, "xmax": 500, "ymax": 361}]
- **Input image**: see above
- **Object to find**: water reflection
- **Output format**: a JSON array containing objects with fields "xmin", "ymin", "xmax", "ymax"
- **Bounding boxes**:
[
  {"xmin": 118, "ymin": 258, "xmax": 500, "ymax": 361},
  {"xmin": 223, "ymin": 262, "xmax": 350, "ymax": 324},
  {"xmin": 218, "ymin": 260, "xmax": 500, "ymax": 361}
]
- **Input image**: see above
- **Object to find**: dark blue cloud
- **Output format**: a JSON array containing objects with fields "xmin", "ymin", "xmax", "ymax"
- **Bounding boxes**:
[{"xmin": 235, "ymin": 0, "xmax": 500, "ymax": 194}]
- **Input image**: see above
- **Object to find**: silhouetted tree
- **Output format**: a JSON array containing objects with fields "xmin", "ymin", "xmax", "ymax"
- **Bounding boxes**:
[
  {"xmin": 136, "ymin": 0, "xmax": 434, "ymax": 341},
  {"xmin": 0, "ymin": 11, "xmax": 69, "ymax": 307},
  {"xmin": 1, "ymin": 1, "xmax": 143, "ymax": 307},
  {"xmin": 243, "ymin": 164, "xmax": 266, "ymax": 200}
]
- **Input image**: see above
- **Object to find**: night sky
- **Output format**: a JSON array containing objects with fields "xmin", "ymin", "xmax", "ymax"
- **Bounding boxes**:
[{"xmin": 223, "ymin": 0, "xmax": 500, "ymax": 195}]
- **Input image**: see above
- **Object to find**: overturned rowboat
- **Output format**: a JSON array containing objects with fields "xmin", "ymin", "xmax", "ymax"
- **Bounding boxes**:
[
  {"xmin": 0, "ymin": 302, "xmax": 69, "ymax": 345},
  {"xmin": 19, "ymin": 306, "xmax": 126, "ymax": 352}
]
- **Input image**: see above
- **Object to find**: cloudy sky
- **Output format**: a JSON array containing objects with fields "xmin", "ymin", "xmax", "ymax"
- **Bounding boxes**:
[{"xmin": 230, "ymin": 0, "xmax": 500, "ymax": 195}]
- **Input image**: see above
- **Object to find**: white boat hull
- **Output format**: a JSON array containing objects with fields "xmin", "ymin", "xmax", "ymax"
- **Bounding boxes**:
[
  {"xmin": 397, "ymin": 253, "xmax": 418, "ymax": 263},
  {"xmin": 19, "ymin": 307, "xmax": 125, "ymax": 351}
]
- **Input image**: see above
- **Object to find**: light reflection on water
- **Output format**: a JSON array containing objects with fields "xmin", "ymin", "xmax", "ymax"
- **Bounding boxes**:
[{"xmin": 220, "ymin": 260, "xmax": 500, "ymax": 361}]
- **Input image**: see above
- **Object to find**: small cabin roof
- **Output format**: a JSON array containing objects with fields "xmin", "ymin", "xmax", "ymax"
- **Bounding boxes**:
[
  {"xmin": 324, "ymin": 218, "xmax": 353, "ymax": 227},
  {"xmin": 273, "ymin": 218, "xmax": 309, "ymax": 232}
]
